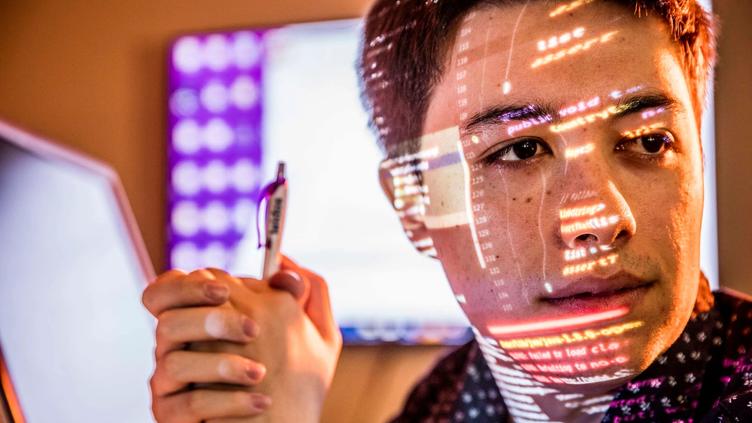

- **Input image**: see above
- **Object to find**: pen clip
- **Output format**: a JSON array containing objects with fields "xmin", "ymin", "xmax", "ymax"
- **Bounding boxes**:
[{"xmin": 255, "ymin": 169, "xmax": 287, "ymax": 249}]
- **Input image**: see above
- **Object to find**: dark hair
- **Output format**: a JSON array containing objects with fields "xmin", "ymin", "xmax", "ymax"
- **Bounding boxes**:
[{"xmin": 358, "ymin": 0, "xmax": 717, "ymax": 159}]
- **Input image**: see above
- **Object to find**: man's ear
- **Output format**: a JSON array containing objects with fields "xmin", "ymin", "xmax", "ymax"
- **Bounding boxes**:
[{"xmin": 378, "ymin": 161, "xmax": 437, "ymax": 257}]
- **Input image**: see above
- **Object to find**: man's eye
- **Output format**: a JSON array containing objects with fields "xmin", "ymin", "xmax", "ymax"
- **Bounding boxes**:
[
  {"xmin": 616, "ymin": 132, "xmax": 674, "ymax": 156},
  {"xmin": 484, "ymin": 138, "xmax": 550, "ymax": 164}
]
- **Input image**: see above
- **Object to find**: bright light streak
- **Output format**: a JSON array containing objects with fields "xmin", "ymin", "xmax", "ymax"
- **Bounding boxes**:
[
  {"xmin": 560, "ymin": 214, "xmax": 619, "ymax": 234},
  {"xmin": 641, "ymin": 107, "xmax": 665, "ymax": 120},
  {"xmin": 507, "ymin": 114, "xmax": 554, "ymax": 136},
  {"xmin": 488, "ymin": 307, "xmax": 628, "ymax": 336},
  {"xmin": 561, "ymin": 253, "xmax": 618, "ymax": 276},
  {"xmin": 563, "ymin": 244, "xmax": 612, "ymax": 261},
  {"xmin": 391, "ymin": 173, "xmax": 419, "ymax": 187},
  {"xmin": 621, "ymin": 122, "xmax": 664, "ymax": 138},
  {"xmin": 564, "ymin": 143, "xmax": 595, "ymax": 159},
  {"xmin": 510, "ymin": 341, "xmax": 624, "ymax": 362},
  {"xmin": 554, "ymin": 369, "xmax": 634, "ymax": 385},
  {"xmin": 559, "ymin": 96, "xmax": 600, "ymax": 117},
  {"xmin": 537, "ymin": 27, "xmax": 585, "ymax": 52},
  {"xmin": 380, "ymin": 146, "xmax": 438, "ymax": 168},
  {"xmin": 549, "ymin": 0, "xmax": 596, "ymax": 17},
  {"xmin": 560, "ymin": 190, "xmax": 597, "ymax": 204},
  {"xmin": 387, "ymin": 160, "xmax": 428, "ymax": 176},
  {"xmin": 412, "ymin": 238, "xmax": 433, "ymax": 248},
  {"xmin": 559, "ymin": 203, "xmax": 606, "ymax": 219},
  {"xmin": 551, "ymin": 104, "xmax": 626, "ymax": 133},
  {"xmin": 608, "ymin": 84, "xmax": 642, "ymax": 100},
  {"xmin": 531, "ymin": 31, "xmax": 618, "ymax": 69},
  {"xmin": 393, "ymin": 185, "xmax": 428, "ymax": 197},
  {"xmin": 502, "ymin": 81, "xmax": 512, "ymax": 95}
]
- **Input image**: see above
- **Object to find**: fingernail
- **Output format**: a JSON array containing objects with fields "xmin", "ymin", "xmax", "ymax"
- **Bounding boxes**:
[
  {"xmin": 250, "ymin": 393, "xmax": 272, "ymax": 410},
  {"xmin": 204, "ymin": 282, "xmax": 228, "ymax": 302},
  {"xmin": 242, "ymin": 317, "xmax": 259, "ymax": 338},
  {"xmin": 270, "ymin": 270, "xmax": 305, "ymax": 300},
  {"xmin": 280, "ymin": 269, "xmax": 302, "ymax": 282},
  {"xmin": 246, "ymin": 364, "xmax": 266, "ymax": 382}
]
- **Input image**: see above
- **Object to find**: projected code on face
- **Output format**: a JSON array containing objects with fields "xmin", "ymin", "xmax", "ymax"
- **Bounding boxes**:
[
  {"xmin": 434, "ymin": 1, "xmax": 680, "ymax": 420},
  {"xmin": 364, "ymin": 0, "xmax": 713, "ymax": 418}
]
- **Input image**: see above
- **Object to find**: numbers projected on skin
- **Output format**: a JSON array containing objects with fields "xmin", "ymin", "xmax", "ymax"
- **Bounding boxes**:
[{"xmin": 456, "ymin": 11, "xmax": 492, "ymax": 272}]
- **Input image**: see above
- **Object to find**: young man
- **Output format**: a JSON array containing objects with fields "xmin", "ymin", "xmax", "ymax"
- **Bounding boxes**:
[{"xmin": 142, "ymin": 0, "xmax": 752, "ymax": 421}]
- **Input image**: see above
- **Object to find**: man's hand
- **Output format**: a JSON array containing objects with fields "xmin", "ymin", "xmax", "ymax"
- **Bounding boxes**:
[{"xmin": 141, "ymin": 258, "xmax": 342, "ymax": 423}]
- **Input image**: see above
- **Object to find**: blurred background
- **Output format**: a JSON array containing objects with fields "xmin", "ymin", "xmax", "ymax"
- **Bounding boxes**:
[{"xmin": 0, "ymin": 1, "xmax": 749, "ymax": 422}]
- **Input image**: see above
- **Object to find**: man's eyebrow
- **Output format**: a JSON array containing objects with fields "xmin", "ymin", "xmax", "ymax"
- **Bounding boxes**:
[
  {"xmin": 612, "ymin": 92, "xmax": 680, "ymax": 119},
  {"xmin": 463, "ymin": 102, "xmax": 559, "ymax": 132},
  {"xmin": 462, "ymin": 92, "xmax": 679, "ymax": 132}
]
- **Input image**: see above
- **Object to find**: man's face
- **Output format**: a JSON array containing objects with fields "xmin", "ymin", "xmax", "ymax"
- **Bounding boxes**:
[{"xmin": 413, "ymin": 1, "xmax": 704, "ymax": 387}]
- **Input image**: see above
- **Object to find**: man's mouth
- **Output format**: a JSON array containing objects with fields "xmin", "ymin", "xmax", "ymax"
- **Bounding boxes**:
[{"xmin": 541, "ymin": 271, "xmax": 656, "ymax": 312}]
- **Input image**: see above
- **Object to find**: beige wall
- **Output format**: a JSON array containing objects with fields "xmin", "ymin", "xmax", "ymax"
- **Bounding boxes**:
[
  {"xmin": 0, "ymin": 1, "xmax": 749, "ymax": 422},
  {"xmin": 713, "ymin": 1, "xmax": 752, "ymax": 294}
]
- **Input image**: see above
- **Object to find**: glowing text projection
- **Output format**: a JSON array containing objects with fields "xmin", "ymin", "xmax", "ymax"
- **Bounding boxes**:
[
  {"xmin": 531, "ymin": 30, "xmax": 618, "ymax": 69},
  {"xmin": 488, "ymin": 307, "xmax": 628, "ymax": 336}
]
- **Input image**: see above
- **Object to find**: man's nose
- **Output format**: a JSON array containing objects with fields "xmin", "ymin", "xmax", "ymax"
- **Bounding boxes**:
[{"xmin": 559, "ymin": 180, "xmax": 636, "ymax": 249}]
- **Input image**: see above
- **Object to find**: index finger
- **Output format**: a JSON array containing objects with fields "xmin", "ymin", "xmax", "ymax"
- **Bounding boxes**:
[{"xmin": 142, "ymin": 269, "xmax": 230, "ymax": 317}]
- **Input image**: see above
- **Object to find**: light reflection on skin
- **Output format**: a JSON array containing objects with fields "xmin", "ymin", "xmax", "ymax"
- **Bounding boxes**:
[
  {"xmin": 531, "ymin": 30, "xmax": 619, "ymax": 69},
  {"xmin": 560, "ymin": 215, "xmax": 621, "ymax": 235},
  {"xmin": 622, "ymin": 122, "xmax": 665, "ymax": 138},
  {"xmin": 563, "ymin": 244, "xmax": 613, "ymax": 262},
  {"xmin": 551, "ymin": 103, "xmax": 629, "ymax": 133},
  {"xmin": 549, "ymin": 0, "xmax": 597, "ymax": 18},
  {"xmin": 560, "ymin": 203, "xmax": 606, "ymax": 219},
  {"xmin": 559, "ymin": 96, "xmax": 601, "ymax": 117},
  {"xmin": 536, "ymin": 27, "xmax": 586, "ymax": 52},
  {"xmin": 564, "ymin": 143, "xmax": 595, "ymax": 158},
  {"xmin": 489, "ymin": 307, "xmax": 628, "ymax": 335},
  {"xmin": 561, "ymin": 253, "xmax": 619, "ymax": 277},
  {"xmin": 375, "ymin": 0, "xmax": 705, "ymax": 421}
]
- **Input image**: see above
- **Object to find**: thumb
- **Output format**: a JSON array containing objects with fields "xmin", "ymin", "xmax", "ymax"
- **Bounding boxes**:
[
  {"xmin": 278, "ymin": 256, "xmax": 338, "ymax": 342},
  {"xmin": 268, "ymin": 269, "xmax": 310, "ymax": 306}
]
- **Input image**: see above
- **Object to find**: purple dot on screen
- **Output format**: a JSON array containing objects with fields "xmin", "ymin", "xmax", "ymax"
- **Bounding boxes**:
[
  {"xmin": 203, "ymin": 201, "xmax": 231, "ymax": 235},
  {"xmin": 202, "ymin": 118, "xmax": 234, "ymax": 152},
  {"xmin": 173, "ymin": 36, "xmax": 203, "ymax": 73},
  {"xmin": 173, "ymin": 119, "xmax": 202, "ymax": 154},
  {"xmin": 204, "ymin": 34, "xmax": 232, "ymax": 72},
  {"xmin": 172, "ymin": 201, "xmax": 202, "ymax": 236}
]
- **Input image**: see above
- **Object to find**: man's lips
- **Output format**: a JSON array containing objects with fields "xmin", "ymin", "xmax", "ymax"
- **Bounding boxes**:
[{"xmin": 540, "ymin": 271, "xmax": 655, "ymax": 304}]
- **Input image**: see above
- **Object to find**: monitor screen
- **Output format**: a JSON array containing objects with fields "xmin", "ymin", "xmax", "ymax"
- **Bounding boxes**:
[
  {"xmin": 165, "ymin": 17, "xmax": 718, "ymax": 345},
  {"xmin": 0, "ymin": 126, "xmax": 155, "ymax": 423}
]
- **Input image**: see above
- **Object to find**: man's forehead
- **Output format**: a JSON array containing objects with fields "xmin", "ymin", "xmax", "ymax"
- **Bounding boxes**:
[
  {"xmin": 423, "ymin": 0, "xmax": 680, "ymax": 133},
  {"xmin": 451, "ymin": 3, "xmax": 664, "ymax": 84},
  {"xmin": 457, "ymin": 1, "xmax": 634, "ymax": 42}
]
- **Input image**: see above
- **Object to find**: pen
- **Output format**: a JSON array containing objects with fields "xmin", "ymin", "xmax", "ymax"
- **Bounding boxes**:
[{"xmin": 258, "ymin": 161, "xmax": 288, "ymax": 279}]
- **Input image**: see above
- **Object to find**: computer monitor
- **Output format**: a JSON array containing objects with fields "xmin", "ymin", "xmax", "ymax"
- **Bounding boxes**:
[{"xmin": 0, "ymin": 121, "xmax": 156, "ymax": 423}]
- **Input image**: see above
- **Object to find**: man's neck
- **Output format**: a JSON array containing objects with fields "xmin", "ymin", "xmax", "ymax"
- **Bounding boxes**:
[{"xmin": 474, "ymin": 330, "xmax": 629, "ymax": 423}]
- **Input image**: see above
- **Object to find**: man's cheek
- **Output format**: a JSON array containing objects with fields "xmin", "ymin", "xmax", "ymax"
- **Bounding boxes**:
[
  {"xmin": 630, "ymin": 177, "xmax": 699, "ymax": 274},
  {"xmin": 431, "ymin": 227, "xmax": 483, "ymax": 287},
  {"xmin": 432, "ymin": 226, "xmax": 534, "ymax": 320}
]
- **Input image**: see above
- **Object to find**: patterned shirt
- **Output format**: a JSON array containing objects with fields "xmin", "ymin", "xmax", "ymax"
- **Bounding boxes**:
[{"xmin": 391, "ymin": 290, "xmax": 752, "ymax": 422}]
